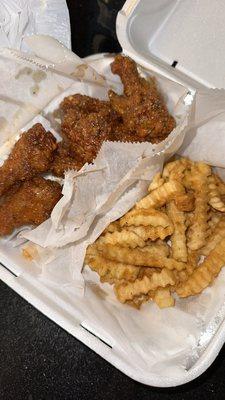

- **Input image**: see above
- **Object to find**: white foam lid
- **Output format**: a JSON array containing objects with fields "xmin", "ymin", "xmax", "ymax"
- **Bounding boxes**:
[{"xmin": 117, "ymin": 0, "xmax": 225, "ymax": 89}]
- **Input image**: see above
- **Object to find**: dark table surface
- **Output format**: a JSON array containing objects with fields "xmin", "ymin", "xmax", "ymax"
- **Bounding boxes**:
[{"xmin": 1, "ymin": 1, "xmax": 225, "ymax": 399}]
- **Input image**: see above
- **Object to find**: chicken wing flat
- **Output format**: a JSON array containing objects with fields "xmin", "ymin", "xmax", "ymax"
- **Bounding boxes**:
[
  {"xmin": 60, "ymin": 95, "xmax": 120, "ymax": 163},
  {"xmin": 109, "ymin": 55, "xmax": 176, "ymax": 142},
  {"xmin": 0, "ymin": 177, "xmax": 62, "ymax": 236},
  {"xmin": 51, "ymin": 142, "xmax": 83, "ymax": 177},
  {"xmin": 0, "ymin": 123, "xmax": 57, "ymax": 196}
]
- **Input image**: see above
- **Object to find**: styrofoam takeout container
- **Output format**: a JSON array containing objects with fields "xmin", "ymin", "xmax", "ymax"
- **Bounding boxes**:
[
  {"xmin": 117, "ymin": 0, "xmax": 225, "ymax": 90},
  {"xmin": 1, "ymin": 0, "xmax": 225, "ymax": 388}
]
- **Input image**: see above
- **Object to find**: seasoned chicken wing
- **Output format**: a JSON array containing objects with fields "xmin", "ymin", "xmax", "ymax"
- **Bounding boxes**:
[
  {"xmin": 59, "ymin": 56, "xmax": 176, "ymax": 164},
  {"xmin": 109, "ymin": 55, "xmax": 176, "ymax": 142},
  {"xmin": 51, "ymin": 142, "xmax": 83, "ymax": 177},
  {"xmin": 0, "ymin": 177, "xmax": 62, "ymax": 236},
  {"xmin": 60, "ymin": 95, "xmax": 120, "ymax": 163},
  {"xmin": 0, "ymin": 123, "xmax": 57, "ymax": 197}
]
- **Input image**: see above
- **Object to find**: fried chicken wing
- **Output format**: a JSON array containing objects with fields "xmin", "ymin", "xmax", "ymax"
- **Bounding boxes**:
[
  {"xmin": 51, "ymin": 142, "xmax": 83, "ymax": 177},
  {"xmin": 109, "ymin": 55, "xmax": 176, "ymax": 142},
  {"xmin": 0, "ymin": 177, "xmax": 62, "ymax": 236},
  {"xmin": 60, "ymin": 95, "xmax": 120, "ymax": 163},
  {"xmin": 59, "ymin": 56, "xmax": 176, "ymax": 163},
  {"xmin": 0, "ymin": 123, "xmax": 57, "ymax": 196}
]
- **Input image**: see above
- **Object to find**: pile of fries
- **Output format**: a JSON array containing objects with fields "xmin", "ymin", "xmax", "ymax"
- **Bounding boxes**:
[{"xmin": 85, "ymin": 158, "xmax": 225, "ymax": 308}]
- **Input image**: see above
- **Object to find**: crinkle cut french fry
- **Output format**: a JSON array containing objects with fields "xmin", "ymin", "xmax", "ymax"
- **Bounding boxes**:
[
  {"xmin": 143, "ymin": 239, "xmax": 170, "ymax": 257},
  {"xmin": 153, "ymin": 288, "xmax": 175, "ymax": 308},
  {"xmin": 101, "ymin": 230, "xmax": 145, "ymax": 248},
  {"xmin": 86, "ymin": 243, "xmax": 98, "ymax": 257},
  {"xmin": 176, "ymin": 236, "xmax": 225, "ymax": 297},
  {"xmin": 206, "ymin": 210, "xmax": 222, "ymax": 238},
  {"xmin": 103, "ymin": 220, "xmax": 121, "ymax": 234},
  {"xmin": 126, "ymin": 293, "xmax": 151, "ymax": 309},
  {"xmin": 136, "ymin": 180, "xmax": 185, "ymax": 209},
  {"xmin": 115, "ymin": 268, "xmax": 176, "ymax": 303},
  {"xmin": 214, "ymin": 173, "xmax": 225, "ymax": 195},
  {"xmin": 85, "ymin": 253, "xmax": 140, "ymax": 284},
  {"xmin": 208, "ymin": 211, "xmax": 222, "ymax": 230},
  {"xmin": 120, "ymin": 208, "xmax": 172, "ymax": 228},
  {"xmin": 187, "ymin": 163, "xmax": 211, "ymax": 250},
  {"xmin": 201, "ymin": 217, "xmax": 225, "ymax": 256},
  {"xmin": 174, "ymin": 192, "xmax": 195, "ymax": 212},
  {"xmin": 97, "ymin": 243, "xmax": 187, "ymax": 270},
  {"xmin": 186, "ymin": 212, "xmax": 194, "ymax": 228},
  {"xmin": 148, "ymin": 172, "xmax": 164, "ymax": 192},
  {"xmin": 138, "ymin": 267, "xmax": 161, "ymax": 280},
  {"xmin": 187, "ymin": 250, "xmax": 199, "ymax": 268},
  {"xmin": 127, "ymin": 225, "xmax": 174, "ymax": 241},
  {"xmin": 208, "ymin": 174, "xmax": 225, "ymax": 212},
  {"xmin": 163, "ymin": 158, "xmax": 191, "ymax": 181},
  {"xmin": 172, "ymin": 263, "xmax": 194, "ymax": 285},
  {"xmin": 167, "ymin": 201, "xmax": 187, "ymax": 262}
]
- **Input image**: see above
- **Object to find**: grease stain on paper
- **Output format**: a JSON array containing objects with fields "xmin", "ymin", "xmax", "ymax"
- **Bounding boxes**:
[{"xmin": 0, "ymin": 117, "xmax": 7, "ymax": 130}]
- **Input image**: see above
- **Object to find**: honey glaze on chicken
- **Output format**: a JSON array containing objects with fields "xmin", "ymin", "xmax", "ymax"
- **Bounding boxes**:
[
  {"xmin": 0, "ymin": 177, "xmax": 62, "ymax": 236},
  {"xmin": 0, "ymin": 124, "xmax": 61, "ymax": 236},
  {"xmin": 0, "ymin": 123, "xmax": 57, "ymax": 196},
  {"xmin": 58, "ymin": 55, "xmax": 176, "ymax": 169},
  {"xmin": 109, "ymin": 55, "xmax": 176, "ymax": 142}
]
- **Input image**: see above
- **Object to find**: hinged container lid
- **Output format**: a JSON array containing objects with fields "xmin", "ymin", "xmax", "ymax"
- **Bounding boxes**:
[{"xmin": 117, "ymin": 0, "xmax": 225, "ymax": 89}]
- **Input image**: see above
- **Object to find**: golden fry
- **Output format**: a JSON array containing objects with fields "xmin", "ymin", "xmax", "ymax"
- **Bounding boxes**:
[
  {"xmin": 148, "ymin": 172, "xmax": 164, "ymax": 192},
  {"xmin": 126, "ymin": 294, "xmax": 150, "ymax": 309},
  {"xmin": 208, "ymin": 210, "xmax": 222, "ymax": 229},
  {"xmin": 127, "ymin": 225, "xmax": 174, "ymax": 241},
  {"xmin": 174, "ymin": 192, "xmax": 195, "ymax": 212},
  {"xmin": 201, "ymin": 217, "xmax": 225, "ymax": 256},
  {"xmin": 208, "ymin": 174, "xmax": 225, "ymax": 212},
  {"xmin": 173, "ymin": 262, "xmax": 194, "ymax": 285},
  {"xmin": 213, "ymin": 173, "xmax": 225, "ymax": 195},
  {"xmin": 136, "ymin": 180, "xmax": 185, "ymax": 209},
  {"xmin": 177, "ymin": 236, "xmax": 225, "ymax": 297},
  {"xmin": 138, "ymin": 267, "xmax": 161, "ymax": 280},
  {"xmin": 103, "ymin": 220, "xmax": 121, "ymax": 234},
  {"xmin": 120, "ymin": 208, "xmax": 172, "ymax": 228},
  {"xmin": 97, "ymin": 243, "xmax": 186, "ymax": 271},
  {"xmin": 85, "ymin": 252, "xmax": 140, "ymax": 284},
  {"xmin": 163, "ymin": 158, "xmax": 191, "ymax": 181},
  {"xmin": 101, "ymin": 230, "xmax": 145, "ymax": 248},
  {"xmin": 153, "ymin": 288, "xmax": 175, "ymax": 308},
  {"xmin": 187, "ymin": 250, "xmax": 199, "ymax": 268},
  {"xmin": 115, "ymin": 268, "xmax": 176, "ymax": 303},
  {"xmin": 187, "ymin": 163, "xmax": 211, "ymax": 250},
  {"xmin": 186, "ymin": 212, "xmax": 194, "ymax": 228},
  {"xmin": 167, "ymin": 201, "xmax": 187, "ymax": 262},
  {"xmin": 143, "ymin": 239, "xmax": 170, "ymax": 257}
]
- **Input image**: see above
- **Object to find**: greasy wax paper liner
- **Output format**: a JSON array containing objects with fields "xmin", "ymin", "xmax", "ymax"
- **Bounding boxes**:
[{"xmin": 1, "ymin": 36, "xmax": 225, "ymax": 386}]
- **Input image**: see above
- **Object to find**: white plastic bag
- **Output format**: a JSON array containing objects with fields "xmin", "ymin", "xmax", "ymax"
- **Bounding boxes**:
[{"xmin": 0, "ymin": 0, "xmax": 71, "ymax": 50}]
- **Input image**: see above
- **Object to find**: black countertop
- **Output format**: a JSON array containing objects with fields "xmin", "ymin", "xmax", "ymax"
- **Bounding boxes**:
[{"xmin": 1, "ymin": 1, "xmax": 225, "ymax": 399}]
